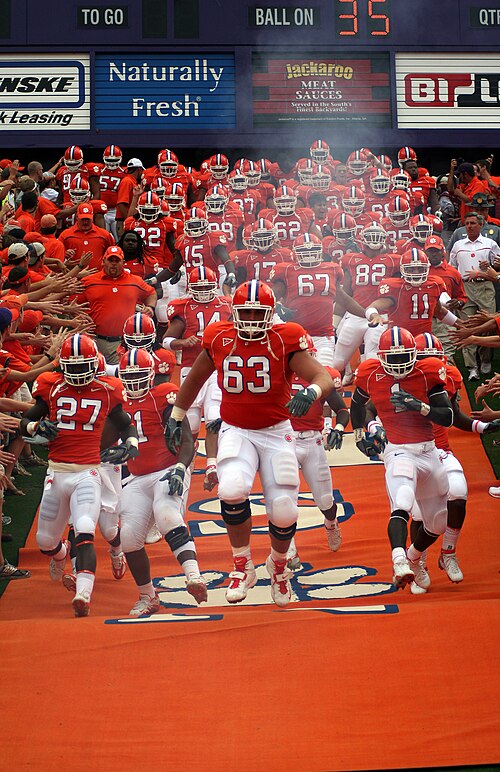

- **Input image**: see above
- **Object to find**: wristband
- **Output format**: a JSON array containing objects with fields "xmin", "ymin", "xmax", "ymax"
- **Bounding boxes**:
[
  {"xmin": 420, "ymin": 402, "xmax": 431, "ymax": 416},
  {"xmin": 365, "ymin": 306, "xmax": 378, "ymax": 321},
  {"xmin": 26, "ymin": 421, "xmax": 38, "ymax": 436},
  {"xmin": 334, "ymin": 423, "xmax": 345, "ymax": 432},
  {"xmin": 472, "ymin": 420, "xmax": 488, "ymax": 434},
  {"xmin": 353, "ymin": 427, "xmax": 364, "ymax": 443},
  {"xmin": 367, "ymin": 420, "xmax": 383, "ymax": 435},
  {"xmin": 126, "ymin": 436, "xmax": 139, "ymax": 449},
  {"xmin": 163, "ymin": 337, "xmax": 176, "ymax": 351},
  {"xmin": 441, "ymin": 310, "xmax": 458, "ymax": 326},
  {"xmin": 171, "ymin": 405, "xmax": 186, "ymax": 421},
  {"xmin": 439, "ymin": 291, "xmax": 452, "ymax": 306},
  {"xmin": 45, "ymin": 353, "xmax": 55, "ymax": 362},
  {"xmin": 309, "ymin": 383, "xmax": 322, "ymax": 400},
  {"xmin": 323, "ymin": 416, "xmax": 332, "ymax": 431}
]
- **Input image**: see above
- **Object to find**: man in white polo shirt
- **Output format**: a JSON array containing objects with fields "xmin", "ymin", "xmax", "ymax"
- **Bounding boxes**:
[{"xmin": 449, "ymin": 212, "xmax": 500, "ymax": 380}]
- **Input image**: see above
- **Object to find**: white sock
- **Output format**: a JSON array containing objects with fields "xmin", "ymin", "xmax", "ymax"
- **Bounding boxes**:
[
  {"xmin": 75, "ymin": 571, "xmax": 95, "ymax": 598},
  {"xmin": 442, "ymin": 527, "xmax": 460, "ymax": 552},
  {"xmin": 407, "ymin": 544, "xmax": 422, "ymax": 562},
  {"xmin": 206, "ymin": 457, "xmax": 216, "ymax": 469},
  {"xmin": 182, "ymin": 559, "xmax": 200, "ymax": 579},
  {"xmin": 324, "ymin": 517, "xmax": 337, "ymax": 529},
  {"xmin": 392, "ymin": 547, "xmax": 406, "ymax": 563},
  {"xmin": 52, "ymin": 541, "xmax": 68, "ymax": 562},
  {"xmin": 137, "ymin": 581, "xmax": 155, "ymax": 598}
]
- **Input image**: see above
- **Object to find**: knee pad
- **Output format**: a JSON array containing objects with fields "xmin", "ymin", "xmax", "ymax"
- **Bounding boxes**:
[
  {"xmin": 270, "ymin": 495, "xmax": 298, "ymax": 528},
  {"xmin": 390, "ymin": 508, "xmax": 410, "ymax": 523},
  {"xmin": 164, "ymin": 525, "xmax": 191, "ymax": 552},
  {"xmin": 268, "ymin": 520, "xmax": 297, "ymax": 541},
  {"xmin": 221, "ymin": 499, "xmax": 252, "ymax": 526},
  {"xmin": 120, "ymin": 523, "xmax": 144, "ymax": 554},
  {"xmin": 447, "ymin": 471, "xmax": 468, "ymax": 501},
  {"xmin": 74, "ymin": 515, "xmax": 97, "ymax": 536},
  {"xmin": 271, "ymin": 452, "xmax": 299, "ymax": 488},
  {"xmin": 393, "ymin": 484, "xmax": 415, "ymax": 513},
  {"xmin": 39, "ymin": 540, "xmax": 64, "ymax": 556},
  {"xmin": 75, "ymin": 532, "xmax": 94, "ymax": 548},
  {"xmin": 218, "ymin": 470, "xmax": 250, "ymax": 503},
  {"xmin": 319, "ymin": 492, "xmax": 334, "ymax": 511},
  {"xmin": 98, "ymin": 514, "xmax": 119, "ymax": 543}
]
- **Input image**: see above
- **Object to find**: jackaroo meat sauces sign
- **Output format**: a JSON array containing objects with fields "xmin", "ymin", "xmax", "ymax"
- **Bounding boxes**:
[
  {"xmin": 252, "ymin": 52, "xmax": 390, "ymax": 125},
  {"xmin": 94, "ymin": 54, "xmax": 236, "ymax": 129}
]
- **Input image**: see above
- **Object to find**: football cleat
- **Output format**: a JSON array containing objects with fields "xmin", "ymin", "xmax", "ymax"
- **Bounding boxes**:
[
  {"xmin": 286, "ymin": 539, "xmax": 302, "ymax": 571},
  {"xmin": 438, "ymin": 550, "xmax": 464, "ymax": 583},
  {"xmin": 266, "ymin": 556, "xmax": 293, "ymax": 607},
  {"xmin": 72, "ymin": 590, "xmax": 91, "ymax": 617},
  {"xmin": 410, "ymin": 581, "xmax": 428, "ymax": 595},
  {"xmin": 62, "ymin": 573, "xmax": 76, "ymax": 593},
  {"xmin": 110, "ymin": 550, "xmax": 127, "ymax": 580},
  {"xmin": 203, "ymin": 465, "xmax": 218, "ymax": 491},
  {"xmin": 225, "ymin": 556, "xmax": 257, "ymax": 603},
  {"xmin": 392, "ymin": 557, "xmax": 414, "ymax": 589},
  {"xmin": 186, "ymin": 575, "xmax": 208, "ymax": 604},
  {"xmin": 408, "ymin": 557, "xmax": 431, "ymax": 591},
  {"xmin": 325, "ymin": 521, "xmax": 342, "ymax": 552},
  {"xmin": 49, "ymin": 540, "xmax": 70, "ymax": 582},
  {"xmin": 130, "ymin": 593, "xmax": 161, "ymax": 618}
]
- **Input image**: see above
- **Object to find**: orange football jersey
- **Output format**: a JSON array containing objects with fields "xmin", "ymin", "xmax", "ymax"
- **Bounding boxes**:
[
  {"xmin": 377, "ymin": 276, "xmax": 446, "ymax": 336},
  {"xmin": 291, "ymin": 366, "xmax": 342, "ymax": 432},
  {"xmin": 354, "ymin": 357, "xmax": 448, "ymax": 444},
  {"xmin": 341, "ymin": 251, "xmax": 400, "ymax": 306},
  {"xmin": 167, "ymin": 295, "xmax": 232, "ymax": 367},
  {"xmin": 126, "ymin": 382, "xmax": 179, "ymax": 476},
  {"xmin": 202, "ymin": 320, "xmax": 309, "ymax": 429},
  {"xmin": 32, "ymin": 372, "xmax": 126, "ymax": 465},
  {"xmin": 271, "ymin": 262, "xmax": 342, "ymax": 336}
]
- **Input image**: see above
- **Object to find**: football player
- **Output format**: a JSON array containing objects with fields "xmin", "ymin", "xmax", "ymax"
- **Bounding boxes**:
[
  {"xmin": 164, "ymin": 279, "xmax": 335, "ymax": 608},
  {"xmin": 163, "ymin": 267, "xmax": 232, "ymax": 490},
  {"xmin": 259, "ymin": 185, "xmax": 321, "ymax": 249},
  {"xmin": 117, "ymin": 348, "xmax": 206, "ymax": 617},
  {"xmin": 87, "ymin": 145, "xmax": 127, "ymax": 238},
  {"xmin": 123, "ymin": 190, "xmax": 179, "ymax": 274},
  {"xmin": 20, "ymin": 333, "xmax": 138, "ymax": 617},
  {"xmin": 351, "ymin": 327, "xmax": 454, "ymax": 590},
  {"xmin": 372, "ymin": 249, "xmax": 460, "ymax": 337},
  {"xmin": 231, "ymin": 218, "xmax": 293, "ymax": 285}
]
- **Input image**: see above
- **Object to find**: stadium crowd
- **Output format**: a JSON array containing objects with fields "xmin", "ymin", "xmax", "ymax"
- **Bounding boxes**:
[{"xmin": 0, "ymin": 142, "xmax": 499, "ymax": 617}]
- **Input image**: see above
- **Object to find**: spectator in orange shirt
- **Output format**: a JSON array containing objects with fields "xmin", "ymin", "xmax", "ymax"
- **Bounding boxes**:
[
  {"xmin": 16, "ymin": 191, "xmax": 37, "ymax": 233},
  {"xmin": 59, "ymin": 202, "xmax": 115, "ymax": 270},
  {"xmin": 447, "ymin": 160, "xmax": 489, "ymax": 223},
  {"xmin": 39, "ymin": 214, "xmax": 66, "ymax": 268},
  {"xmin": 78, "ymin": 244, "xmax": 156, "ymax": 363},
  {"xmin": 115, "ymin": 158, "xmax": 145, "ymax": 239}
]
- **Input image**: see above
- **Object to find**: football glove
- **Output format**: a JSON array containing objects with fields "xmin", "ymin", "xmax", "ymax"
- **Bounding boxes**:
[
  {"xmin": 368, "ymin": 425, "xmax": 388, "ymax": 454},
  {"xmin": 169, "ymin": 270, "xmax": 183, "ymax": 285},
  {"xmin": 165, "ymin": 417, "xmax": 183, "ymax": 454},
  {"xmin": 34, "ymin": 418, "xmax": 59, "ymax": 441},
  {"xmin": 326, "ymin": 428, "xmax": 344, "ymax": 450},
  {"xmin": 205, "ymin": 418, "xmax": 222, "ymax": 434},
  {"xmin": 483, "ymin": 419, "xmax": 500, "ymax": 434},
  {"xmin": 389, "ymin": 388, "xmax": 424, "ymax": 413},
  {"xmin": 223, "ymin": 272, "xmax": 236, "ymax": 288},
  {"xmin": 100, "ymin": 439, "xmax": 139, "ymax": 465},
  {"xmin": 286, "ymin": 387, "xmax": 318, "ymax": 417},
  {"xmin": 160, "ymin": 463, "xmax": 186, "ymax": 496},
  {"xmin": 275, "ymin": 303, "xmax": 296, "ymax": 322},
  {"xmin": 354, "ymin": 428, "xmax": 382, "ymax": 458}
]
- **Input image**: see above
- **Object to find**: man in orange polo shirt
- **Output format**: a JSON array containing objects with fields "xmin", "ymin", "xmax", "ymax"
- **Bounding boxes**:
[
  {"xmin": 78, "ymin": 245, "xmax": 156, "ymax": 362},
  {"xmin": 447, "ymin": 161, "xmax": 489, "ymax": 224},
  {"xmin": 59, "ymin": 203, "xmax": 115, "ymax": 270}
]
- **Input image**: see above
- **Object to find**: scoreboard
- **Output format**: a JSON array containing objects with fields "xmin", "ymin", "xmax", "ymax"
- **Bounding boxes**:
[{"xmin": 0, "ymin": 0, "xmax": 499, "ymax": 149}]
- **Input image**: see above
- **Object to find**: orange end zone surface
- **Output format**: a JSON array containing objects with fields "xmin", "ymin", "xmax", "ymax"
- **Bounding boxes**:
[{"xmin": 1, "ymin": 397, "xmax": 499, "ymax": 771}]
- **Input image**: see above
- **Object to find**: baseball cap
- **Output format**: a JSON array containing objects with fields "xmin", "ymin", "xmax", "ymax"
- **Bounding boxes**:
[
  {"xmin": 77, "ymin": 203, "xmax": 93, "ymax": 219},
  {"xmin": 7, "ymin": 242, "xmax": 29, "ymax": 262},
  {"xmin": 424, "ymin": 235, "xmax": 445, "ymax": 252},
  {"xmin": 19, "ymin": 309, "xmax": 43, "ymax": 332},
  {"xmin": 127, "ymin": 158, "xmax": 145, "ymax": 170},
  {"xmin": 28, "ymin": 242, "xmax": 46, "ymax": 264},
  {"xmin": 0, "ymin": 307, "xmax": 13, "ymax": 331},
  {"xmin": 7, "ymin": 266, "xmax": 29, "ymax": 286},
  {"xmin": 3, "ymin": 220, "xmax": 25, "ymax": 236},
  {"xmin": 103, "ymin": 245, "xmax": 124, "ymax": 260},
  {"xmin": 470, "ymin": 192, "xmax": 492, "ymax": 207},
  {"xmin": 456, "ymin": 162, "xmax": 475, "ymax": 176},
  {"xmin": 2, "ymin": 293, "xmax": 28, "ymax": 309},
  {"xmin": 40, "ymin": 213, "xmax": 58, "ymax": 229},
  {"xmin": 0, "ymin": 159, "xmax": 24, "ymax": 170}
]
